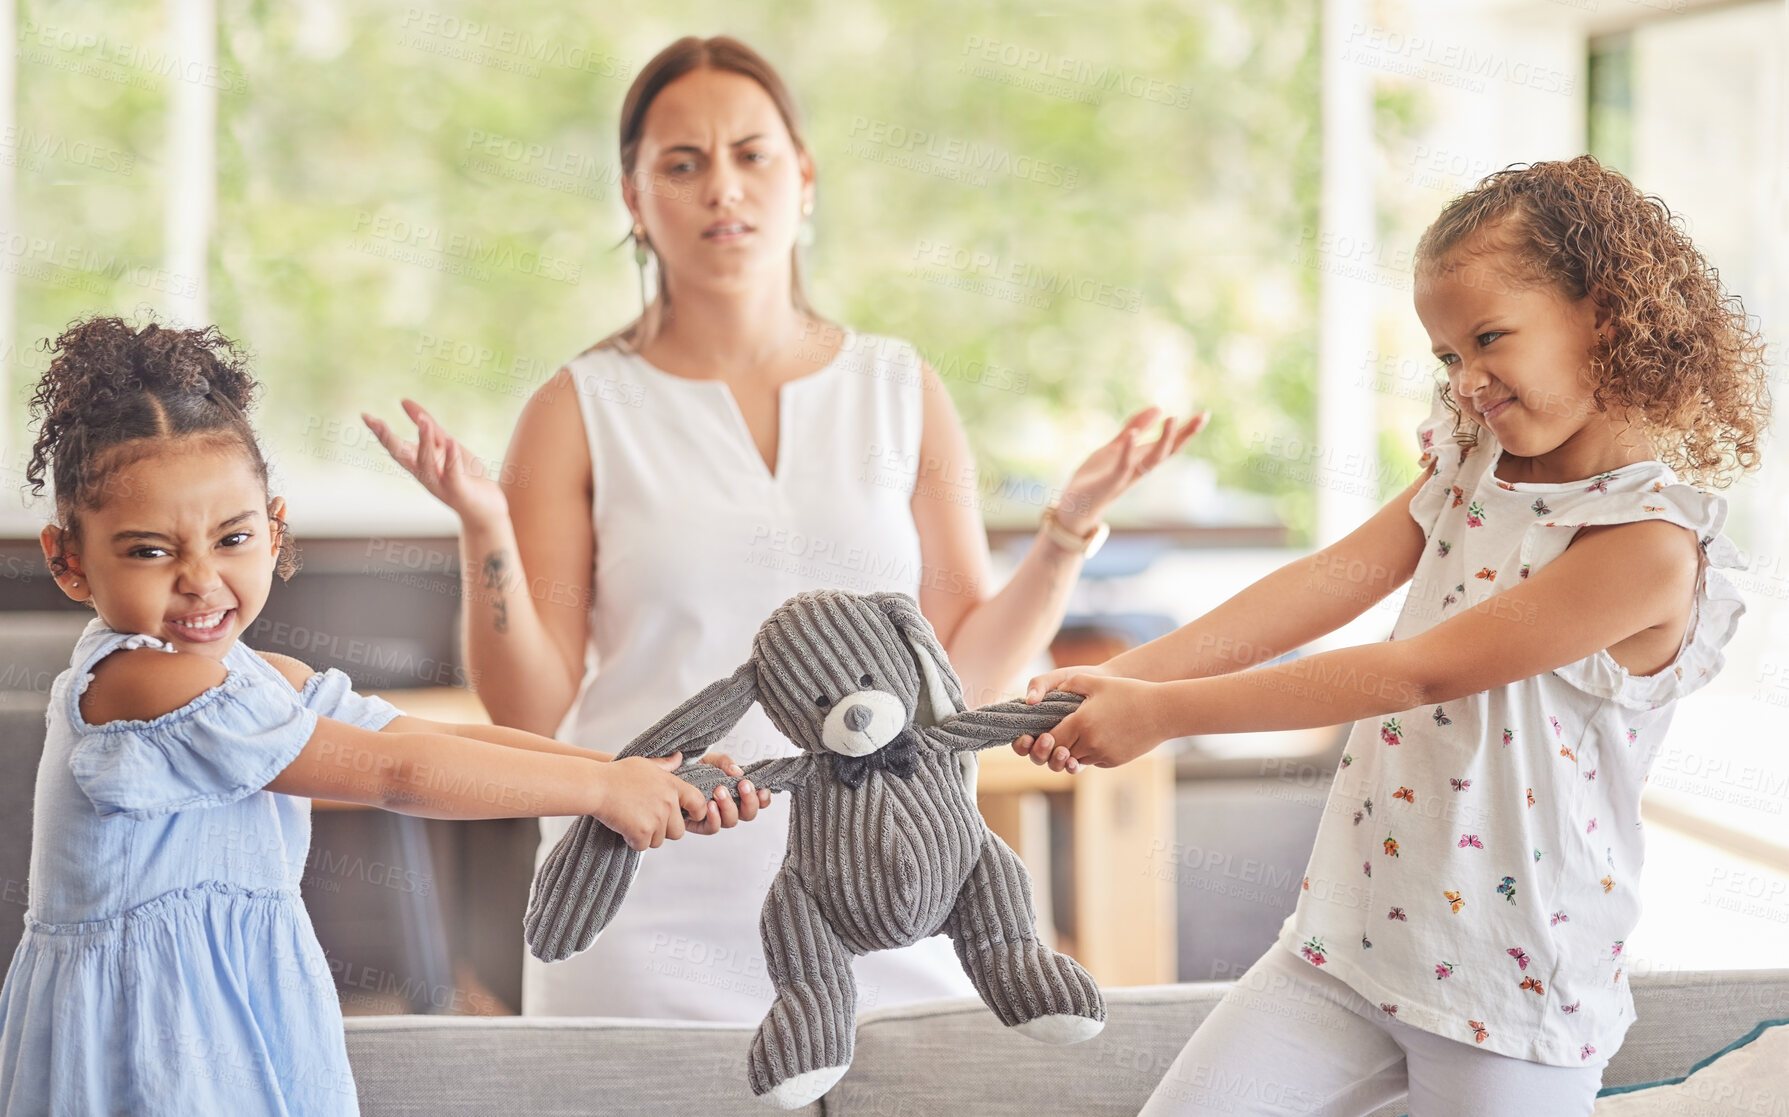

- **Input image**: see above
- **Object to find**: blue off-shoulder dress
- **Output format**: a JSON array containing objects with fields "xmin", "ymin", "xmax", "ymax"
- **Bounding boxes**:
[{"xmin": 0, "ymin": 620, "xmax": 401, "ymax": 1116}]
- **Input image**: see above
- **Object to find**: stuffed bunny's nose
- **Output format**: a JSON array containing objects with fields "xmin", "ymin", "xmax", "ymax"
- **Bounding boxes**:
[{"xmin": 843, "ymin": 703, "xmax": 874, "ymax": 732}]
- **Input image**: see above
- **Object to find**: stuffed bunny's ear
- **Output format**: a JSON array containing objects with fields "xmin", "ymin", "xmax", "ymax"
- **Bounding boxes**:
[
  {"xmin": 873, "ymin": 593, "xmax": 965, "ymax": 727},
  {"xmin": 617, "ymin": 662, "xmax": 761, "ymax": 760}
]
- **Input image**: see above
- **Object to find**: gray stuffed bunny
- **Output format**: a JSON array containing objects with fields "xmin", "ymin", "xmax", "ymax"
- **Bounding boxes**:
[{"xmin": 524, "ymin": 589, "xmax": 1105, "ymax": 1108}]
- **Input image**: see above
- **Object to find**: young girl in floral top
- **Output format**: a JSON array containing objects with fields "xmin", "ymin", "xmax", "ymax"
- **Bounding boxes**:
[{"xmin": 1015, "ymin": 157, "xmax": 1768, "ymax": 1114}]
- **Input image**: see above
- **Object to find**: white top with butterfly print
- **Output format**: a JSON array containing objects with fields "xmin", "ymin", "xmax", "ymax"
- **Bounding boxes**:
[{"xmin": 1274, "ymin": 384, "xmax": 1746, "ymax": 1067}]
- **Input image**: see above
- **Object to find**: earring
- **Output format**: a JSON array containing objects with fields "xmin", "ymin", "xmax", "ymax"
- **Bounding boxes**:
[
  {"xmin": 797, "ymin": 201, "xmax": 815, "ymax": 248},
  {"xmin": 632, "ymin": 223, "xmax": 649, "ymax": 308}
]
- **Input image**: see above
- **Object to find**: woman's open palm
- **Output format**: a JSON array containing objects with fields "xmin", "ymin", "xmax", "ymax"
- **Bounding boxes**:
[
  {"xmin": 363, "ymin": 399, "xmax": 509, "ymax": 526},
  {"xmin": 1055, "ymin": 406, "xmax": 1210, "ymax": 533}
]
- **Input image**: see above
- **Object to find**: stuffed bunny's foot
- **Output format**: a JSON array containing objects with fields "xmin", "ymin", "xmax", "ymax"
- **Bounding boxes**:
[
  {"xmin": 758, "ymin": 1064, "xmax": 848, "ymax": 1110},
  {"xmin": 749, "ymin": 870, "xmax": 859, "ymax": 1107},
  {"xmin": 1014, "ymin": 1013, "xmax": 1105, "ymax": 1044},
  {"xmin": 944, "ymin": 833, "xmax": 1106, "ymax": 1041}
]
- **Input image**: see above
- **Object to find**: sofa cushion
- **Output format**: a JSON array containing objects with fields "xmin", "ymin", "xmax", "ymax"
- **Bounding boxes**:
[
  {"xmin": 830, "ymin": 984, "xmax": 1214, "ymax": 1117},
  {"xmin": 1594, "ymin": 1018, "xmax": 1789, "ymax": 1113},
  {"xmin": 345, "ymin": 1015, "xmax": 820, "ymax": 1116},
  {"xmin": 1594, "ymin": 969, "xmax": 1789, "ymax": 1088},
  {"xmin": 827, "ymin": 970, "xmax": 1789, "ymax": 1117}
]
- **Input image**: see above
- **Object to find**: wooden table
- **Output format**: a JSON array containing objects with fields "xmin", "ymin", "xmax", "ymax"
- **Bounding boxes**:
[
  {"xmin": 975, "ymin": 747, "xmax": 1178, "ymax": 987},
  {"xmin": 360, "ymin": 687, "xmax": 1179, "ymax": 988}
]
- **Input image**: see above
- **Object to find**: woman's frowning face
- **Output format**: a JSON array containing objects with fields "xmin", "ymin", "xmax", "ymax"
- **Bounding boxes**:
[{"xmin": 628, "ymin": 67, "xmax": 813, "ymax": 297}]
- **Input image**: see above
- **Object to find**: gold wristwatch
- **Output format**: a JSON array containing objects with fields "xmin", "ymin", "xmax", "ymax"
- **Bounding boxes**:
[{"xmin": 1040, "ymin": 503, "xmax": 1110, "ymax": 559}]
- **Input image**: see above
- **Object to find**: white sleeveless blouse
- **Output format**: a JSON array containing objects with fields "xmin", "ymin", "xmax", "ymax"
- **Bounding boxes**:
[{"xmin": 520, "ymin": 329, "xmax": 977, "ymax": 1020}]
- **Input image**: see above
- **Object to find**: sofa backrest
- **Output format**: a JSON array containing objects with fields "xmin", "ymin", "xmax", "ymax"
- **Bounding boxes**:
[
  {"xmin": 343, "ymin": 969, "xmax": 1789, "ymax": 1116},
  {"xmin": 345, "ymin": 1014, "xmax": 819, "ymax": 1116}
]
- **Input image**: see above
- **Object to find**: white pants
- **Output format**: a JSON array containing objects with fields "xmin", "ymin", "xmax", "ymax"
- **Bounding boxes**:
[{"xmin": 1140, "ymin": 947, "xmax": 1609, "ymax": 1117}]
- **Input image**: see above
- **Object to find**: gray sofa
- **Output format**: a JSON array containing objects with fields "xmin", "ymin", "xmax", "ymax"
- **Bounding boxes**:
[
  {"xmin": 7, "ymin": 608, "xmax": 1783, "ymax": 1113},
  {"xmin": 345, "ymin": 968, "xmax": 1789, "ymax": 1115}
]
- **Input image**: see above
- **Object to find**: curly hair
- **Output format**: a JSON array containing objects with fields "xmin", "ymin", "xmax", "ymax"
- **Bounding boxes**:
[
  {"xmin": 27, "ymin": 315, "xmax": 298, "ymax": 580},
  {"xmin": 1414, "ymin": 155, "xmax": 1769, "ymax": 488}
]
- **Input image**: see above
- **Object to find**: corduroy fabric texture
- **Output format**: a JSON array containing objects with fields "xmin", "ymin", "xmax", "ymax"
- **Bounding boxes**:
[{"xmin": 523, "ymin": 590, "xmax": 1106, "ymax": 1107}]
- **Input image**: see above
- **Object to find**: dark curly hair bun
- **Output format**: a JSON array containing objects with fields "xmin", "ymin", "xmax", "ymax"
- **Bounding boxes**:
[{"xmin": 26, "ymin": 314, "xmax": 298, "ymax": 578}]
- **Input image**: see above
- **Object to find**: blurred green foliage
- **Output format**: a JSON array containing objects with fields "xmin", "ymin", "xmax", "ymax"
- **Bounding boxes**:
[{"xmin": 12, "ymin": 0, "xmax": 1341, "ymax": 538}]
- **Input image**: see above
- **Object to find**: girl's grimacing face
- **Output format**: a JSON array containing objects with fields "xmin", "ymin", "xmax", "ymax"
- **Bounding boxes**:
[
  {"xmin": 1414, "ymin": 243, "xmax": 1609, "ymax": 463},
  {"xmin": 40, "ymin": 440, "xmax": 284, "ymax": 662}
]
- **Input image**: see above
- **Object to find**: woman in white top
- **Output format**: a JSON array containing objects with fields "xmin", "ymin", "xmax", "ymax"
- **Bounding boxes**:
[{"xmin": 365, "ymin": 35, "xmax": 1204, "ymax": 1021}]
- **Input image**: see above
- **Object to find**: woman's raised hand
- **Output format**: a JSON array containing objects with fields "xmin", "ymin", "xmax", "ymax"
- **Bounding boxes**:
[
  {"xmin": 1054, "ymin": 406, "xmax": 1210, "ymax": 535},
  {"xmin": 363, "ymin": 399, "xmax": 509, "ymax": 527}
]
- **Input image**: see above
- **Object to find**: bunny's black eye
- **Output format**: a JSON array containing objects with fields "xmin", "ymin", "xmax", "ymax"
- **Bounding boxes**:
[
  {"xmin": 814, "ymin": 695, "xmax": 830, "ymax": 708},
  {"xmin": 859, "ymin": 673, "xmax": 873, "ymax": 687}
]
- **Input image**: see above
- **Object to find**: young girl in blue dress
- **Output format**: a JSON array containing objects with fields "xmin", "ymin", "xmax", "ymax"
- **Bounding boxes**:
[
  {"xmin": 1015, "ymin": 156, "xmax": 1770, "ymax": 1114},
  {"xmin": 0, "ymin": 316, "xmax": 771, "ymax": 1115}
]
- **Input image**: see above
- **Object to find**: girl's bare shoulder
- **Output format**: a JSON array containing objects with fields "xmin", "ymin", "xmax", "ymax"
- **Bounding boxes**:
[{"xmin": 81, "ymin": 648, "xmax": 226, "ymax": 727}]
